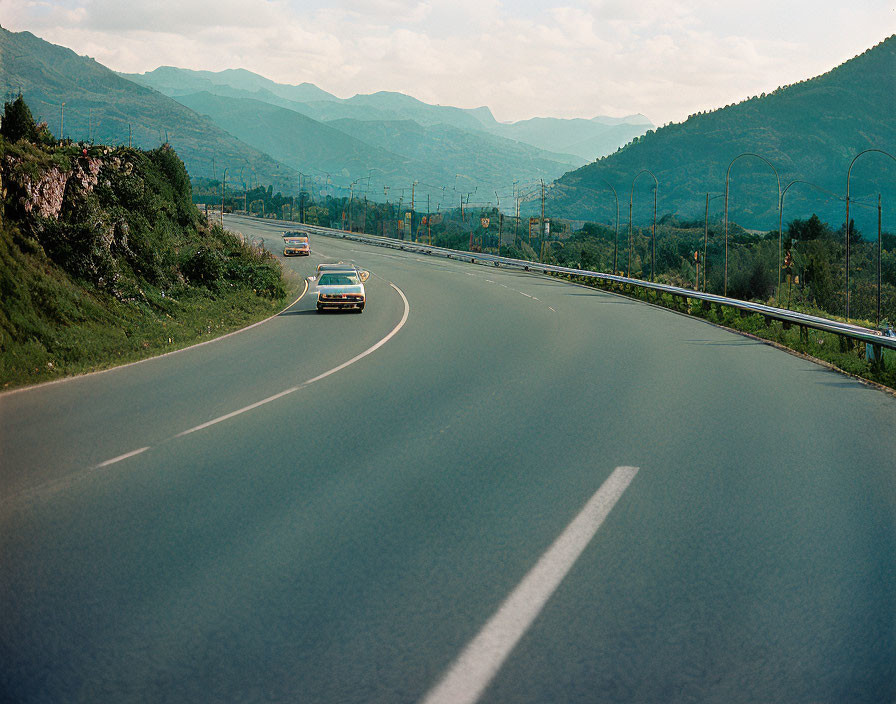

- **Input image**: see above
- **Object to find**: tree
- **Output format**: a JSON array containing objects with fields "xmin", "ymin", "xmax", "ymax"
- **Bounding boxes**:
[
  {"xmin": 787, "ymin": 214, "xmax": 833, "ymax": 242},
  {"xmin": 1, "ymin": 95, "xmax": 40, "ymax": 144}
]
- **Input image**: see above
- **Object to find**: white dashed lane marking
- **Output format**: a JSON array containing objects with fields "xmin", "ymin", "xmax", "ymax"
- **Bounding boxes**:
[{"xmin": 421, "ymin": 466, "xmax": 639, "ymax": 704}]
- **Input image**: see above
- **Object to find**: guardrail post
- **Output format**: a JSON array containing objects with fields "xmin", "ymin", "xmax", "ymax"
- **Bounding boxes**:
[{"xmin": 868, "ymin": 343, "xmax": 885, "ymax": 372}]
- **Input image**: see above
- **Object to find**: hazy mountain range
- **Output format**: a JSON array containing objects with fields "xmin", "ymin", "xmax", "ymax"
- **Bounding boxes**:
[
  {"xmin": 120, "ymin": 65, "xmax": 653, "ymax": 199},
  {"xmin": 122, "ymin": 65, "xmax": 652, "ymax": 161}
]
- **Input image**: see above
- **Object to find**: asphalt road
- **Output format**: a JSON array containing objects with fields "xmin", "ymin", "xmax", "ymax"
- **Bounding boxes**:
[{"xmin": 2, "ymin": 215, "xmax": 894, "ymax": 703}]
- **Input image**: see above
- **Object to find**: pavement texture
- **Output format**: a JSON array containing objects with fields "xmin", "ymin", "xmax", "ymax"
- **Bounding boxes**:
[{"xmin": 1, "ymin": 216, "xmax": 894, "ymax": 703}]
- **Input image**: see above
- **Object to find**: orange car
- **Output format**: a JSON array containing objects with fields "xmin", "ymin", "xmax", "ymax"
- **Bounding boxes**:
[{"xmin": 283, "ymin": 232, "xmax": 310, "ymax": 256}]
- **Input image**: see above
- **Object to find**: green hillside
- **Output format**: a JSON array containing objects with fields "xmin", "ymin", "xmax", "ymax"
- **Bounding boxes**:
[
  {"xmin": 0, "ymin": 97, "xmax": 292, "ymax": 389},
  {"xmin": 0, "ymin": 27, "xmax": 297, "ymax": 192},
  {"xmin": 548, "ymin": 35, "xmax": 896, "ymax": 231}
]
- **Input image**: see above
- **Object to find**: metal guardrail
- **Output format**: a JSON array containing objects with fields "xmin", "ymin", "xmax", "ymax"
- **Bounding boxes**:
[{"xmin": 239, "ymin": 216, "xmax": 896, "ymax": 354}]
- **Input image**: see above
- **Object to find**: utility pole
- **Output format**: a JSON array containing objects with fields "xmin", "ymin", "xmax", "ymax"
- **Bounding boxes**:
[
  {"xmin": 427, "ymin": 193, "xmax": 431, "ymax": 244},
  {"xmin": 704, "ymin": 193, "xmax": 709, "ymax": 292},
  {"xmin": 411, "ymin": 181, "xmax": 417, "ymax": 242},
  {"xmin": 60, "ymin": 102, "xmax": 65, "ymax": 142},
  {"xmin": 363, "ymin": 195, "xmax": 368, "ymax": 234},
  {"xmin": 128, "ymin": 123, "xmax": 132, "ymax": 148},
  {"xmin": 495, "ymin": 191, "xmax": 501, "ymax": 255},
  {"xmin": 878, "ymin": 193, "xmax": 883, "ymax": 327},
  {"xmin": 540, "ymin": 179, "xmax": 546, "ymax": 262},
  {"xmin": 221, "ymin": 168, "xmax": 227, "ymax": 230},
  {"xmin": 348, "ymin": 181, "xmax": 355, "ymax": 232}
]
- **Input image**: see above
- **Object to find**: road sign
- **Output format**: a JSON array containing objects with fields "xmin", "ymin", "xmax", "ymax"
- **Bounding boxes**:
[{"xmin": 481, "ymin": 217, "xmax": 490, "ymax": 228}]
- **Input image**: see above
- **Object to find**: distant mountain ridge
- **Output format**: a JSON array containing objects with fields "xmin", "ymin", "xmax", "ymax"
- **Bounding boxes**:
[
  {"xmin": 0, "ymin": 27, "xmax": 297, "ymax": 190},
  {"xmin": 123, "ymin": 66, "xmax": 654, "ymax": 162},
  {"xmin": 547, "ymin": 35, "xmax": 896, "ymax": 230},
  {"xmin": 175, "ymin": 90, "xmax": 587, "ymax": 197}
]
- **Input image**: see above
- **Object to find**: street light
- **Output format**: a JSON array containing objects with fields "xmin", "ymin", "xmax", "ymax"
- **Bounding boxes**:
[
  {"xmin": 702, "ymin": 193, "xmax": 725, "ymax": 292},
  {"xmin": 346, "ymin": 177, "xmax": 362, "ymax": 232},
  {"xmin": 724, "ymin": 153, "xmax": 780, "ymax": 299},
  {"xmin": 598, "ymin": 178, "xmax": 619, "ymax": 274},
  {"xmin": 628, "ymin": 170, "xmax": 658, "ymax": 280},
  {"xmin": 845, "ymin": 148, "xmax": 895, "ymax": 321}
]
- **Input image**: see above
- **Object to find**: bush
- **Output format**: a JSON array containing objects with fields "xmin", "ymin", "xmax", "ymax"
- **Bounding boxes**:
[{"xmin": 181, "ymin": 245, "xmax": 225, "ymax": 287}]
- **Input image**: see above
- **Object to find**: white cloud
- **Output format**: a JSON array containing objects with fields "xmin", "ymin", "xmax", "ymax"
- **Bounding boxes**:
[{"xmin": 0, "ymin": 0, "xmax": 892, "ymax": 124}]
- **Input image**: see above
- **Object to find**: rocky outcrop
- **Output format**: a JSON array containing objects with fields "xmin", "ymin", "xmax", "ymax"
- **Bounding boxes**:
[
  {"xmin": 3, "ymin": 159, "xmax": 68, "ymax": 219},
  {"xmin": 2, "ymin": 153, "xmax": 104, "ymax": 220}
]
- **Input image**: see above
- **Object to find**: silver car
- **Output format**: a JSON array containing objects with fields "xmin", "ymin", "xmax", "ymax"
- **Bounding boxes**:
[{"xmin": 316, "ymin": 270, "xmax": 367, "ymax": 312}]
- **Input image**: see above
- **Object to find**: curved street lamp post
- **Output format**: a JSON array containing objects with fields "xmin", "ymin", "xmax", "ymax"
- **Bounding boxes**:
[
  {"xmin": 845, "ymin": 149, "xmax": 896, "ymax": 321},
  {"xmin": 724, "ymin": 153, "xmax": 780, "ymax": 299},
  {"xmin": 702, "ymin": 193, "xmax": 725, "ymax": 292},
  {"xmin": 598, "ymin": 179, "xmax": 620, "ymax": 274},
  {"xmin": 628, "ymin": 170, "xmax": 658, "ymax": 281}
]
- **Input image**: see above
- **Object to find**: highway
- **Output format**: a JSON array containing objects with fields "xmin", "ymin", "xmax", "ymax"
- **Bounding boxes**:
[{"xmin": 2, "ymin": 214, "xmax": 894, "ymax": 703}]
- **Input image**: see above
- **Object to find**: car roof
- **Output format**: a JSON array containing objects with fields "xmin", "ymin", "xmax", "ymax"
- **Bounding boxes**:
[
  {"xmin": 318, "ymin": 271, "xmax": 362, "ymax": 282},
  {"xmin": 318, "ymin": 262, "xmax": 356, "ymax": 270}
]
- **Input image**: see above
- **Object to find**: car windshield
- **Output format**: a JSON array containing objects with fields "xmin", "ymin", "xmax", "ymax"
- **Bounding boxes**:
[
  {"xmin": 284, "ymin": 237, "xmax": 307, "ymax": 244},
  {"xmin": 318, "ymin": 273, "xmax": 360, "ymax": 286}
]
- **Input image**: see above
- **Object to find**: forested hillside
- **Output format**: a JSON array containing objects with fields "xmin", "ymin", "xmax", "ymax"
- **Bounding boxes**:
[{"xmin": 548, "ymin": 35, "xmax": 896, "ymax": 231}]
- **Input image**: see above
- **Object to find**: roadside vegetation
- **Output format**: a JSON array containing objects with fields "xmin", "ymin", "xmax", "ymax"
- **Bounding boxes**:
[
  {"xmin": 0, "ymin": 96, "xmax": 295, "ymax": 390},
  {"xmin": 216, "ymin": 179, "xmax": 894, "ymax": 389}
]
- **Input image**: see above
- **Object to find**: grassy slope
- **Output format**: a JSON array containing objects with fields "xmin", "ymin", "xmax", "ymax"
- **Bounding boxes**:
[{"xmin": 0, "ymin": 138, "xmax": 298, "ymax": 390}]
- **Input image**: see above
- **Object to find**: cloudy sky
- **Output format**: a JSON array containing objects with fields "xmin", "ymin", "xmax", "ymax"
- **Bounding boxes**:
[{"xmin": 1, "ymin": 0, "xmax": 893, "ymax": 125}]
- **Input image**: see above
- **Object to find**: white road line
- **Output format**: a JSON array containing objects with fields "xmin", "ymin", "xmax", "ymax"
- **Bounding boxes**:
[
  {"xmin": 95, "ymin": 447, "xmax": 150, "ymax": 467},
  {"xmin": 485, "ymin": 279, "xmax": 495, "ymax": 283},
  {"xmin": 176, "ymin": 387, "xmax": 301, "ymax": 437},
  {"xmin": 420, "ymin": 466, "xmax": 639, "ymax": 704},
  {"xmin": 519, "ymin": 291, "xmax": 533, "ymax": 298},
  {"xmin": 549, "ymin": 306, "xmax": 557, "ymax": 312},
  {"xmin": 177, "ymin": 282, "xmax": 410, "ymax": 437}
]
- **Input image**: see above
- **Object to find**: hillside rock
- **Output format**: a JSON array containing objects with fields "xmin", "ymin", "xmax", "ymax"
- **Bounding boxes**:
[{"xmin": 3, "ymin": 158, "xmax": 68, "ymax": 219}]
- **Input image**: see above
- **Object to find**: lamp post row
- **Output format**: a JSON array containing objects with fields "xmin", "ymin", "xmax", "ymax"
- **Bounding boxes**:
[{"xmin": 593, "ymin": 150, "xmax": 893, "ymax": 322}]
